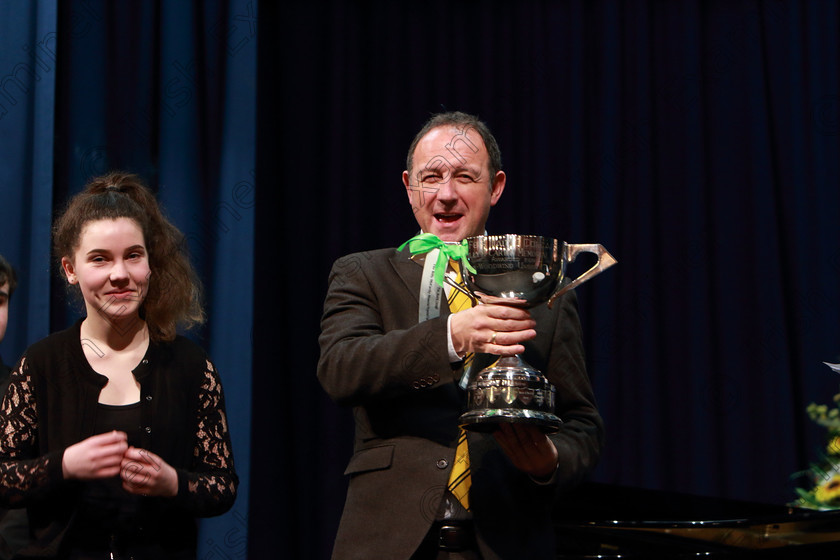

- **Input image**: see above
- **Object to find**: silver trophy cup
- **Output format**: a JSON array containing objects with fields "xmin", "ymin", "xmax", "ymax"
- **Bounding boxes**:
[{"xmin": 458, "ymin": 234, "xmax": 616, "ymax": 433}]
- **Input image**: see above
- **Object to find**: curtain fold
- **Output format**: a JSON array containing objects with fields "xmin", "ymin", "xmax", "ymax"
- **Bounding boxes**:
[{"xmin": 0, "ymin": 0, "xmax": 58, "ymax": 357}]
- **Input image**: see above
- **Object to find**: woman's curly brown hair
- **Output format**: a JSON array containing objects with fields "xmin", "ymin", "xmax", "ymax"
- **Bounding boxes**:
[{"xmin": 53, "ymin": 172, "xmax": 205, "ymax": 341}]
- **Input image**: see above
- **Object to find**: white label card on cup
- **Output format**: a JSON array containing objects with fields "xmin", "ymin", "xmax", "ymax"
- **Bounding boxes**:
[{"xmin": 418, "ymin": 248, "xmax": 443, "ymax": 323}]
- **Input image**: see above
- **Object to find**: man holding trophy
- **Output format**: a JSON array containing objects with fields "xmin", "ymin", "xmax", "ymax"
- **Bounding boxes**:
[{"xmin": 318, "ymin": 112, "xmax": 605, "ymax": 559}]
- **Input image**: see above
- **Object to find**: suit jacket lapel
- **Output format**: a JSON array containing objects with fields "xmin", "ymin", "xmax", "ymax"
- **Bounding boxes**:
[
  {"xmin": 390, "ymin": 247, "xmax": 453, "ymax": 321},
  {"xmin": 389, "ymin": 247, "xmax": 422, "ymax": 303}
]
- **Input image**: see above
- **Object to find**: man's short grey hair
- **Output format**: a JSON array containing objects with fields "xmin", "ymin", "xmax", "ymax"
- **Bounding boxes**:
[{"xmin": 405, "ymin": 111, "xmax": 503, "ymax": 181}]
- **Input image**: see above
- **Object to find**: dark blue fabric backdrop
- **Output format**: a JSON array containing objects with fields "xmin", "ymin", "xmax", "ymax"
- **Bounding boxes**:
[
  {"xmin": 0, "ymin": 0, "xmax": 56, "ymax": 360},
  {"xmin": 1, "ymin": 1, "xmax": 254, "ymax": 558}
]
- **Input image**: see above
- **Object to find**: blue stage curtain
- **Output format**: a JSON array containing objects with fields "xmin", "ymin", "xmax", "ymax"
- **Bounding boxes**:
[
  {"xmin": 0, "ymin": 0, "xmax": 57, "ymax": 361},
  {"xmin": 2, "ymin": 1, "xmax": 254, "ymax": 557}
]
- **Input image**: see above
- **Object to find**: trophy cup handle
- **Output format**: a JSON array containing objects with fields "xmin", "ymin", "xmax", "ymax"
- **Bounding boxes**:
[{"xmin": 547, "ymin": 244, "xmax": 617, "ymax": 308}]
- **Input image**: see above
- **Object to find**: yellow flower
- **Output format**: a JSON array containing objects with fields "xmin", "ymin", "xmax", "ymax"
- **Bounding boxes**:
[
  {"xmin": 815, "ymin": 475, "xmax": 840, "ymax": 504},
  {"xmin": 828, "ymin": 437, "xmax": 840, "ymax": 455}
]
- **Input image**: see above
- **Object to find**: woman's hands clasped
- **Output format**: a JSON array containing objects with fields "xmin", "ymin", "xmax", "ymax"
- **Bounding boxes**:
[{"xmin": 62, "ymin": 431, "xmax": 178, "ymax": 497}]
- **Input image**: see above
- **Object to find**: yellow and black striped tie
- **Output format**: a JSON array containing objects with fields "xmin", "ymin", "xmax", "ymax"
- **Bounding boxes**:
[{"xmin": 446, "ymin": 260, "xmax": 473, "ymax": 511}]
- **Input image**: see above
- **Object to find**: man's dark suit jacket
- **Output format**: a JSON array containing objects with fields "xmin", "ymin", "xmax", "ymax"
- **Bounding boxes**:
[{"xmin": 318, "ymin": 247, "xmax": 603, "ymax": 560}]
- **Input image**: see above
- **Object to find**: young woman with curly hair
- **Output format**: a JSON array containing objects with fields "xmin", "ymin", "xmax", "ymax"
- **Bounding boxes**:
[{"xmin": 0, "ymin": 172, "xmax": 237, "ymax": 559}]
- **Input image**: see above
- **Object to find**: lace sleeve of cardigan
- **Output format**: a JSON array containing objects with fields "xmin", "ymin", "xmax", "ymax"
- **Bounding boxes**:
[
  {"xmin": 176, "ymin": 359, "xmax": 238, "ymax": 516},
  {"xmin": 0, "ymin": 357, "xmax": 58, "ymax": 508}
]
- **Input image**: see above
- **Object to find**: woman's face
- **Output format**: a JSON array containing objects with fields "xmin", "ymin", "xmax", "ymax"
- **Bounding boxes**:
[{"xmin": 61, "ymin": 217, "xmax": 150, "ymax": 328}]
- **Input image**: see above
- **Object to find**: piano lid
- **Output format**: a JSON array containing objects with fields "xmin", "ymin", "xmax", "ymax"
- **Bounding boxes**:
[{"xmin": 553, "ymin": 482, "xmax": 840, "ymax": 557}]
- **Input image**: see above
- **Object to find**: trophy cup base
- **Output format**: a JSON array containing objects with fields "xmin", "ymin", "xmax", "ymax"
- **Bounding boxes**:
[
  {"xmin": 461, "ymin": 355, "xmax": 561, "ymax": 433},
  {"xmin": 459, "ymin": 408, "xmax": 562, "ymax": 433}
]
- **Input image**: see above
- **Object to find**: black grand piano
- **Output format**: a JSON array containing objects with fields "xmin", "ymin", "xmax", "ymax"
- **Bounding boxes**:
[{"xmin": 553, "ymin": 482, "xmax": 840, "ymax": 558}]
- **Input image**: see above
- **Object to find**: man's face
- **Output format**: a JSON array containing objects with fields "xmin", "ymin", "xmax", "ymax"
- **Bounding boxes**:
[
  {"xmin": 403, "ymin": 125, "xmax": 505, "ymax": 242},
  {"xmin": 0, "ymin": 281, "xmax": 9, "ymax": 344}
]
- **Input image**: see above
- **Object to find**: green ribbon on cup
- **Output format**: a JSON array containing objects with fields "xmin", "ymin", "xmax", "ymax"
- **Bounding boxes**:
[{"xmin": 398, "ymin": 233, "xmax": 476, "ymax": 287}]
